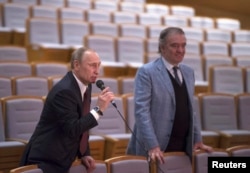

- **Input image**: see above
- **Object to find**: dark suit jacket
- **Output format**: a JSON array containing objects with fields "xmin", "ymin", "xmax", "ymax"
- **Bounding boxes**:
[{"xmin": 20, "ymin": 71, "xmax": 98, "ymax": 173}]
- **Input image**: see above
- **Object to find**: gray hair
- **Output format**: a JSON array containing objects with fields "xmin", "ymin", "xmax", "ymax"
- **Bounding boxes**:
[
  {"xmin": 158, "ymin": 27, "xmax": 185, "ymax": 53},
  {"xmin": 70, "ymin": 47, "xmax": 94, "ymax": 69}
]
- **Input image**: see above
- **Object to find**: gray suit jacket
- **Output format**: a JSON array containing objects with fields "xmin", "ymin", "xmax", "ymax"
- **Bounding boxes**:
[{"xmin": 126, "ymin": 58, "xmax": 202, "ymax": 160}]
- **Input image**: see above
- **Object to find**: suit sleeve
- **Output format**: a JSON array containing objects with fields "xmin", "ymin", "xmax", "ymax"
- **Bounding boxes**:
[
  {"xmin": 52, "ymin": 89, "xmax": 98, "ymax": 139},
  {"xmin": 134, "ymin": 67, "xmax": 159, "ymax": 150}
]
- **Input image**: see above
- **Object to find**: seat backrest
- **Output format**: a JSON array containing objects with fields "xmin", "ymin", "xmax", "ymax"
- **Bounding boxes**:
[
  {"xmin": 215, "ymin": 17, "xmax": 240, "ymax": 31},
  {"xmin": 145, "ymin": 52, "xmax": 159, "ymax": 63},
  {"xmin": 202, "ymin": 41, "xmax": 229, "ymax": 56},
  {"xmin": 39, "ymin": 0, "xmax": 65, "ymax": 8},
  {"xmin": 208, "ymin": 65, "xmax": 244, "ymax": 94},
  {"xmin": 182, "ymin": 54, "xmax": 204, "ymax": 82},
  {"xmin": 86, "ymin": 9, "xmax": 111, "ymax": 22},
  {"xmin": 204, "ymin": 28, "xmax": 232, "ymax": 43},
  {"xmin": 146, "ymin": 37, "xmax": 159, "ymax": 54},
  {"xmin": 2, "ymin": 96, "xmax": 44, "ymax": 141},
  {"xmin": 70, "ymin": 159, "xmax": 107, "ymax": 173},
  {"xmin": 230, "ymin": 43, "xmax": 250, "ymax": 57},
  {"xmin": 90, "ymin": 22, "xmax": 118, "ymax": 37},
  {"xmin": 119, "ymin": 23, "xmax": 147, "ymax": 38},
  {"xmin": 12, "ymin": 76, "xmax": 49, "ymax": 97},
  {"xmin": 233, "ymin": 29, "xmax": 250, "ymax": 43},
  {"xmin": 189, "ymin": 16, "xmax": 214, "ymax": 29},
  {"xmin": 90, "ymin": 96, "xmax": 126, "ymax": 135},
  {"xmin": 0, "ymin": 46, "xmax": 27, "ymax": 62},
  {"xmin": 84, "ymin": 35, "xmax": 117, "ymax": 62},
  {"xmin": 185, "ymin": 40, "xmax": 201, "ymax": 55},
  {"xmin": 31, "ymin": 5, "xmax": 59, "ymax": 19},
  {"xmin": 0, "ymin": 62, "xmax": 32, "ymax": 78},
  {"xmin": 198, "ymin": 93, "xmax": 237, "ymax": 131},
  {"xmin": 105, "ymin": 155, "xmax": 149, "ymax": 173},
  {"xmin": 245, "ymin": 66, "xmax": 250, "ymax": 93},
  {"xmin": 111, "ymin": 11, "xmax": 137, "ymax": 24},
  {"xmin": 26, "ymin": 17, "xmax": 60, "ymax": 45},
  {"xmin": 137, "ymin": 12, "xmax": 163, "ymax": 26},
  {"xmin": 236, "ymin": 93, "xmax": 250, "ymax": 130},
  {"xmin": 119, "ymin": 1, "xmax": 145, "ymax": 13},
  {"xmin": 3, "ymin": 3, "xmax": 31, "ymax": 30},
  {"xmin": 11, "ymin": 0, "xmax": 38, "ymax": 6},
  {"xmin": 10, "ymin": 164, "xmax": 43, "ymax": 173},
  {"xmin": 66, "ymin": 0, "xmax": 93, "ymax": 10},
  {"xmin": 0, "ymin": 76, "xmax": 12, "ymax": 98},
  {"xmin": 0, "ymin": 100, "xmax": 5, "ymax": 141},
  {"xmin": 60, "ymin": 20, "xmax": 89, "ymax": 46},
  {"xmin": 122, "ymin": 93, "xmax": 135, "ymax": 133},
  {"xmin": 183, "ymin": 27, "xmax": 204, "ymax": 42},
  {"xmin": 32, "ymin": 62, "xmax": 69, "ymax": 77},
  {"xmin": 117, "ymin": 37, "xmax": 146, "ymax": 64},
  {"xmin": 145, "ymin": 3, "xmax": 169, "ymax": 15},
  {"xmin": 147, "ymin": 25, "xmax": 166, "ymax": 39},
  {"xmin": 153, "ymin": 152, "xmax": 192, "ymax": 173},
  {"xmin": 93, "ymin": 0, "xmax": 118, "ymax": 12},
  {"xmin": 233, "ymin": 56, "xmax": 250, "ymax": 67},
  {"xmin": 48, "ymin": 75, "xmax": 63, "ymax": 90},
  {"xmin": 193, "ymin": 95, "xmax": 201, "ymax": 126},
  {"xmin": 170, "ymin": 5, "xmax": 195, "ymax": 17},
  {"xmin": 163, "ymin": 15, "xmax": 189, "ymax": 27},
  {"xmin": 194, "ymin": 149, "xmax": 229, "ymax": 173},
  {"xmin": 117, "ymin": 77, "xmax": 134, "ymax": 95},
  {"xmin": 226, "ymin": 145, "xmax": 250, "ymax": 156},
  {"xmin": 203, "ymin": 55, "xmax": 233, "ymax": 81},
  {"xmin": 59, "ymin": 7, "xmax": 86, "ymax": 20}
]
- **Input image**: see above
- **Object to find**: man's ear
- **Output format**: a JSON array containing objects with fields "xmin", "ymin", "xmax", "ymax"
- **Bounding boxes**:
[{"xmin": 73, "ymin": 60, "xmax": 80, "ymax": 70}]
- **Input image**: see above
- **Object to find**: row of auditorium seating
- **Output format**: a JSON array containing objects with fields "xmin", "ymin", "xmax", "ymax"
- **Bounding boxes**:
[
  {"xmin": 2, "ymin": 39, "xmax": 250, "ymax": 65},
  {"xmin": 1, "ymin": 92, "xmax": 249, "ymax": 154},
  {"xmin": 1, "ymin": 45, "xmax": 250, "ymax": 70},
  {"xmin": 1, "ymin": 92, "xmax": 250, "ymax": 172},
  {"xmin": 7, "ymin": 146, "xmax": 250, "ymax": 173},
  {"xmin": 23, "ymin": 24, "xmax": 249, "ymax": 62},
  {"xmin": 0, "ymin": 0, "xmax": 242, "ymax": 31},
  {"xmin": 1, "ymin": 1, "xmax": 249, "ymax": 65},
  {"xmin": 0, "ymin": 2, "xmax": 242, "ymax": 31},
  {"xmin": 0, "ymin": 75, "xmax": 135, "ymax": 98},
  {"xmin": 1, "ymin": 60, "xmax": 250, "ymax": 98}
]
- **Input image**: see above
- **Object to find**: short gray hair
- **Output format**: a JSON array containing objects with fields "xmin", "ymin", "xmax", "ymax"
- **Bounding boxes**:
[
  {"xmin": 158, "ymin": 27, "xmax": 185, "ymax": 53},
  {"xmin": 70, "ymin": 47, "xmax": 94, "ymax": 69}
]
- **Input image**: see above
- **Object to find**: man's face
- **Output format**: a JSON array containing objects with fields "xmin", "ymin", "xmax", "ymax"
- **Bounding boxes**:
[
  {"xmin": 74, "ymin": 51, "xmax": 101, "ymax": 85},
  {"xmin": 161, "ymin": 33, "xmax": 186, "ymax": 65}
]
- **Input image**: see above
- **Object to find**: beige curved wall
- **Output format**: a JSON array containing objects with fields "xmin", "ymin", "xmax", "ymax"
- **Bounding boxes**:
[{"xmin": 148, "ymin": 0, "xmax": 250, "ymax": 29}]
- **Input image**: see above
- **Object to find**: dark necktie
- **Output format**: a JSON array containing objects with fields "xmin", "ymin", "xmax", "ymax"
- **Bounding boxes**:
[
  {"xmin": 80, "ymin": 88, "xmax": 90, "ymax": 155},
  {"xmin": 173, "ymin": 66, "xmax": 181, "ymax": 85}
]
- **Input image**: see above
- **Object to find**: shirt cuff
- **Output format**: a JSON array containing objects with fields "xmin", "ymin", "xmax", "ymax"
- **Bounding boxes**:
[{"xmin": 90, "ymin": 109, "xmax": 100, "ymax": 120}]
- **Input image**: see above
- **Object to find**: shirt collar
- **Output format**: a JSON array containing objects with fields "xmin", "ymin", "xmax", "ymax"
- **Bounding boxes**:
[
  {"xmin": 72, "ymin": 72, "xmax": 87, "ymax": 100},
  {"xmin": 161, "ymin": 57, "xmax": 179, "ymax": 72}
]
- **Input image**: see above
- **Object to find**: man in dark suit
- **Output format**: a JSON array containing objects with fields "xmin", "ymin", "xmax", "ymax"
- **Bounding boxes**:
[{"xmin": 20, "ymin": 47, "xmax": 115, "ymax": 173}]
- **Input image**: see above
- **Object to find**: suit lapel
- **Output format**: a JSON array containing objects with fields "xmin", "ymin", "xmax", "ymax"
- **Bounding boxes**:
[{"xmin": 156, "ymin": 59, "xmax": 175, "ymax": 102}]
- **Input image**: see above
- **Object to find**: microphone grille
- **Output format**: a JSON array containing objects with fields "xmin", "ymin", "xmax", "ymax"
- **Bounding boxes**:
[{"xmin": 96, "ymin": 80, "xmax": 105, "ymax": 90}]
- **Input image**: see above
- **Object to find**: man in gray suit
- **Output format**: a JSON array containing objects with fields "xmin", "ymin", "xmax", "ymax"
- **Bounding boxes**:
[{"xmin": 126, "ymin": 27, "xmax": 212, "ymax": 164}]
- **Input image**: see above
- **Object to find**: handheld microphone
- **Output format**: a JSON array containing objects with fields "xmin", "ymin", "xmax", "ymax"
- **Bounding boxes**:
[{"xmin": 96, "ymin": 80, "xmax": 117, "ymax": 108}]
